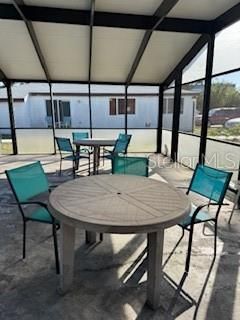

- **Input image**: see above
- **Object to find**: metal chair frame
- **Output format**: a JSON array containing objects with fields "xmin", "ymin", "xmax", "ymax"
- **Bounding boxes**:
[
  {"xmin": 168, "ymin": 164, "xmax": 232, "ymax": 276},
  {"xmin": 55, "ymin": 137, "xmax": 90, "ymax": 177},
  {"xmin": 6, "ymin": 161, "xmax": 60, "ymax": 274}
]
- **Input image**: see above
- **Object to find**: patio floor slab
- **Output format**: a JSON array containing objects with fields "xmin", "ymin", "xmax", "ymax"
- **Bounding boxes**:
[{"xmin": 0, "ymin": 154, "xmax": 239, "ymax": 320}]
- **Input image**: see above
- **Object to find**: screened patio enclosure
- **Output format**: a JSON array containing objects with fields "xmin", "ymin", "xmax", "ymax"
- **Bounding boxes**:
[{"xmin": 0, "ymin": 0, "xmax": 240, "ymax": 174}]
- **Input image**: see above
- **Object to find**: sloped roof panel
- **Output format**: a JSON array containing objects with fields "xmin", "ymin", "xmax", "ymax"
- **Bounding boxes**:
[
  {"xmin": 95, "ymin": 0, "xmax": 162, "ymax": 15},
  {"xmin": 0, "ymin": 19, "xmax": 45, "ymax": 79},
  {"xmin": 25, "ymin": 0, "xmax": 90, "ymax": 10},
  {"xmin": 168, "ymin": 0, "xmax": 240, "ymax": 20},
  {"xmin": 133, "ymin": 31, "xmax": 199, "ymax": 83},
  {"xmin": 33, "ymin": 22, "xmax": 89, "ymax": 81},
  {"xmin": 91, "ymin": 27, "xmax": 144, "ymax": 82}
]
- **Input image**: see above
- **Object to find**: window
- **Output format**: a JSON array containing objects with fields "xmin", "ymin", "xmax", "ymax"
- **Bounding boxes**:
[
  {"xmin": 109, "ymin": 98, "xmax": 116, "ymax": 115},
  {"xmin": 45, "ymin": 100, "xmax": 71, "ymax": 128},
  {"xmin": 163, "ymin": 97, "xmax": 184, "ymax": 114},
  {"xmin": 167, "ymin": 98, "xmax": 174, "ymax": 113},
  {"xmin": 118, "ymin": 99, "xmax": 125, "ymax": 114},
  {"xmin": 127, "ymin": 99, "xmax": 135, "ymax": 114},
  {"xmin": 109, "ymin": 98, "xmax": 136, "ymax": 115},
  {"xmin": 163, "ymin": 98, "xmax": 167, "ymax": 113},
  {"xmin": 180, "ymin": 98, "xmax": 184, "ymax": 114}
]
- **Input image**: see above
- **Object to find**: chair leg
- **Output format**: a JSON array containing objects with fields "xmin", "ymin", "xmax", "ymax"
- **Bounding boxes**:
[
  {"xmin": 59, "ymin": 158, "xmax": 62, "ymax": 176},
  {"xmin": 88, "ymin": 156, "xmax": 91, "ymax": 176},
  {"xmin": 228, "ymin": 193, "xmax": 239, "ymax": 224},
  {"xmin": 22, "ymin": 220, "xmax": 26, "ymax": 259},
  {"xmin": 163, "ymin": 227, "xmax": 184, "ymax": 269},
  {"xmin": 72, "ymin": 160, "xmax": 76, "ymax": 179},
  {"xmin": 52, "ymin": 223, "xmax": 60, "ymax": 274},
  {"xmin": 214, "ymin": 220, "xmax": 218, "ymax": 259},
  {"xmin": 185, "ymin": 225, "xmax": 194, "ymax": 275}
]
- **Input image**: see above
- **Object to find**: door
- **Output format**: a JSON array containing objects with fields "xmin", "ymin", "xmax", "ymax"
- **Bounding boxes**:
[{"xmin": 46, "ymin": 100, "xmax": 71, "ymax": 128}]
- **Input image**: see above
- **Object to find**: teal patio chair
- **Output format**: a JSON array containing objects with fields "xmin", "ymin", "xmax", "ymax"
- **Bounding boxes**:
[
  {"xmin": 55, "ymin": 137, "xmax": 90, "ymax": 177},
  {"xmin": 72, "ymin": 131, "xmax": 93, "ymax": 157},
  {"xmin": 72, "ymin": 131, "xmax": 89, "ymax": 140},
  {"xmin": 5, "ymin": 161, "xmax": 60, "ymax": 274},
  {"xmin": 170, "ymin": 164, "xmax": 232, "ymax": 276},
  {"xmin": 103, "ymin": 134, "xmax": 132, "ymax": 162},
  {"xmin": 112, "ymin": 155, "xmax": 149, "ymax": 177},
  {"xmin": 96, "ymin": 155, "xmax": 149, "ymax": 242}
]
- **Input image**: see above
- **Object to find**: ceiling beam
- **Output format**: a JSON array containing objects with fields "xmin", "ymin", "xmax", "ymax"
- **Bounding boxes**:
[
  {"xmin": 0, "ymin": 4, "xmax": 212, "ymax": 34},
  {"xmin": 8, "ymin": 79, "xmax": 160, "ymax": 86},
  {"xmin": 11, "ymin": 0, "xmax": 51, "ymax": 82},
  {"xmin": 213, "ymin": 2, "xmax": 240, "ymax": 33},
  {"xmin": 0, "ymin": 69, "xmax": 7, "ymax": 80},
  {"xmin": 162, "ymin": 34, "xmax": 209, "ymax": 88},
  {"xmin": 0, "ymin": 68, "xmax": 8, "ymax": 86},
  {"xmin": 126, "ymin": 0, "xmax": 180, "ymax": 86}
]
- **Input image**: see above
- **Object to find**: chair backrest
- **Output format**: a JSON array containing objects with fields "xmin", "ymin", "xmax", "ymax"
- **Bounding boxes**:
[
  {"xmin": 72, "ymin": 132, "xmax": 89, "ymax": 141},
  {"xmin": 188, "ymin": 164, "xmax": 232, "ymax": 203},
  {"xmin": 112, "ymin": 156, "xmax": 149, "ymax": 177},
  {"xmin": 113, "ymin": 134, "xmax": 132, "ymax": 154},
  {"xmin": 5, "ymin": 161, "xmax": 49, "ymax": 203},
  {"xmin": 55, "ymin": 137, "xmax": 73, "ymax": 153},
  {"xmin": 118, "ymin": 133, "xmax": 131, "ymax": 141}
]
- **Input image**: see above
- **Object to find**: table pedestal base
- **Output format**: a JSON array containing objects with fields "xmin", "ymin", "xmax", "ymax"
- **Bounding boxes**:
[
  {"xmin": 147, "ymin": 230, "xmax": 164, "ymax": 309},
  {"xmin": 60, "ymin": 223, "xmax": 75, "ymax": 293},
  {"xmin": 85, "ymin": 231, "xmax": 97, "ymax": 244}
]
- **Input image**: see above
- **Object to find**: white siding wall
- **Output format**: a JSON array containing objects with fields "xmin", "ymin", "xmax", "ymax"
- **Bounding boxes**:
[
  {"xmin": 0, "ymin": 94, "xmax": 194, "ymax": 131},
  {"xmin": 0, "ymin": 103, "xmax": 10, "ymax": 127},
  {"xmin": 163, "ymin": 96, "xmax": 194, "ymax": 132}
]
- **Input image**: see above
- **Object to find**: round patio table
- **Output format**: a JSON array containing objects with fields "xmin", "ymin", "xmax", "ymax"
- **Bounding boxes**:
[
  {"xmin": 49, "ymin": 174, "xmax": 191, "ymax": 310},
  {"xmin": 73, "ymin": 138, "xmax": 116, "ymax": 175}
]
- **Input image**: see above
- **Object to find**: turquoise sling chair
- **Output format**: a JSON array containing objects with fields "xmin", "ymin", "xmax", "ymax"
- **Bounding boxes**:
[
  {"xmin": 103, "ymin": 134, "xmax": 132, "ymax": 165},
  {"xmin": 72, "ymin": 131, "xmax": 93, "ymax": 163},
  {"xmin": 96, "ymin": 155, "xmax": 149, "ymax": 241},
  {"xmin": 168, "ymin": 164, "xmax": 232, "ymax": 276},
  {"xmin": 55, "ymin": 137, "xmax": 90, "ymax": 177},
  {"xmin": 5, "ymin": 161, "xmax": 60, "ymax": 274},
  {"xmin": 112, "ymin": 155, "xmax": 149, "ymax": 177}
]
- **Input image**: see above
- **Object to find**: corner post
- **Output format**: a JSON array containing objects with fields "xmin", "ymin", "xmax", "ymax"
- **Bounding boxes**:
[
  {"xmin": 199, "ymin": 34, "xmax": 215, "ymax": 164},
  {"xmin": 6, "ymin": 81, "xmax": 18, "ymax": 155},
  {"xmin": 171, "ymin": 72, "xmax": 182, "ymax": 161},
  {"xmin": 88, "ymin": 83, "xmax": 93, "ymax": 138},
  {"xmin": 125, "ymin": 85, "xmax": 128, "ymax": 134},
  {"xmin": 157, "ymin": 85, "xmax": 164, "ymax": 153},
  {"xmin": 49, "ymin": 83, "xmax": 56, "ymax": 154}
]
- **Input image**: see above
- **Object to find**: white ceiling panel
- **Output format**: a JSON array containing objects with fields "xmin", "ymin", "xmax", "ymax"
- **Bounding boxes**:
[
  {"xmin": 168, "ymin": 0, "xmax": 239, "ymax": 20},
  {"xmin": 91, "ymin": 27, "xmax": 144, "ymax": 82},
  {"xmin": 96, "ymin": 0, "xmax": 162, "ymax": 15},
  {"xmin": 0, "ymin": 20, "xmax": 45, "ymax": 79},
  {"xmin": 25, "ymin": 0, "xmax": 90, "ymax": 10},
  {"xmin": 133, "ymin": 31, "xmax": 199, "ymax": 83},
  {"xmin": 33, "ymin": 22, "xmax": 89, "ymax": 81}
]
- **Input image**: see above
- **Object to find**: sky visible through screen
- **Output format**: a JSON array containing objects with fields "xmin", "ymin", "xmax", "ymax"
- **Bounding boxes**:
[{"xmin": 183, "ymin": 20, "xmax": 240, "ymax": 87}]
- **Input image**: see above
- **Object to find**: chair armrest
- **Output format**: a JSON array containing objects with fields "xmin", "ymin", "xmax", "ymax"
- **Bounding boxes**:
[
  {"xmin": 80, "ymin": 148, "xmax": 92, "ymax": 154},
  {"xmin": 103, "ymin": 148, "xmax": 113, "ymax": 153},
  {"xmin": 20, "ymin": 201, "xmax": 48, "ymax": 209},
  {"xmin": 48, "ymin": 185, "xmax": 58, "ymax": 193},
  {"xmin": 20, "ymin": 201, "xmax": 56, "ymax": 223},
  {"xmin": 191, "ymin": 202, "xmax": 229, "ymax": 222}
]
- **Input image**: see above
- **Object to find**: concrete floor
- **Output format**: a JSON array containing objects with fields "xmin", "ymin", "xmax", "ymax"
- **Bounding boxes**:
[{"xmin": 0, "ymin": 154, "xmax": 239, "ymax": 320}]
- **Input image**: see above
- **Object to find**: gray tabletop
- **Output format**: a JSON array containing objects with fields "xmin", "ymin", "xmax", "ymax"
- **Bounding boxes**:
[
  {"xmin": 73, "ymin": 138, "xmax": 116, "ymax": 147},
  {"xmin": 49, "ymin": 175, "xmax": 191, "ymax": 234}
]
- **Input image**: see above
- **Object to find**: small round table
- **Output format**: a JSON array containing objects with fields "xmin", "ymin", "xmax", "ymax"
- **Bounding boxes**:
[
  {"xmin": 73, "ymin": 138, "xmax": 116, "ymax": 174},
  {"xmin": 49, "ymin": 175, "xmax": 191, "ymax": 310}
]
